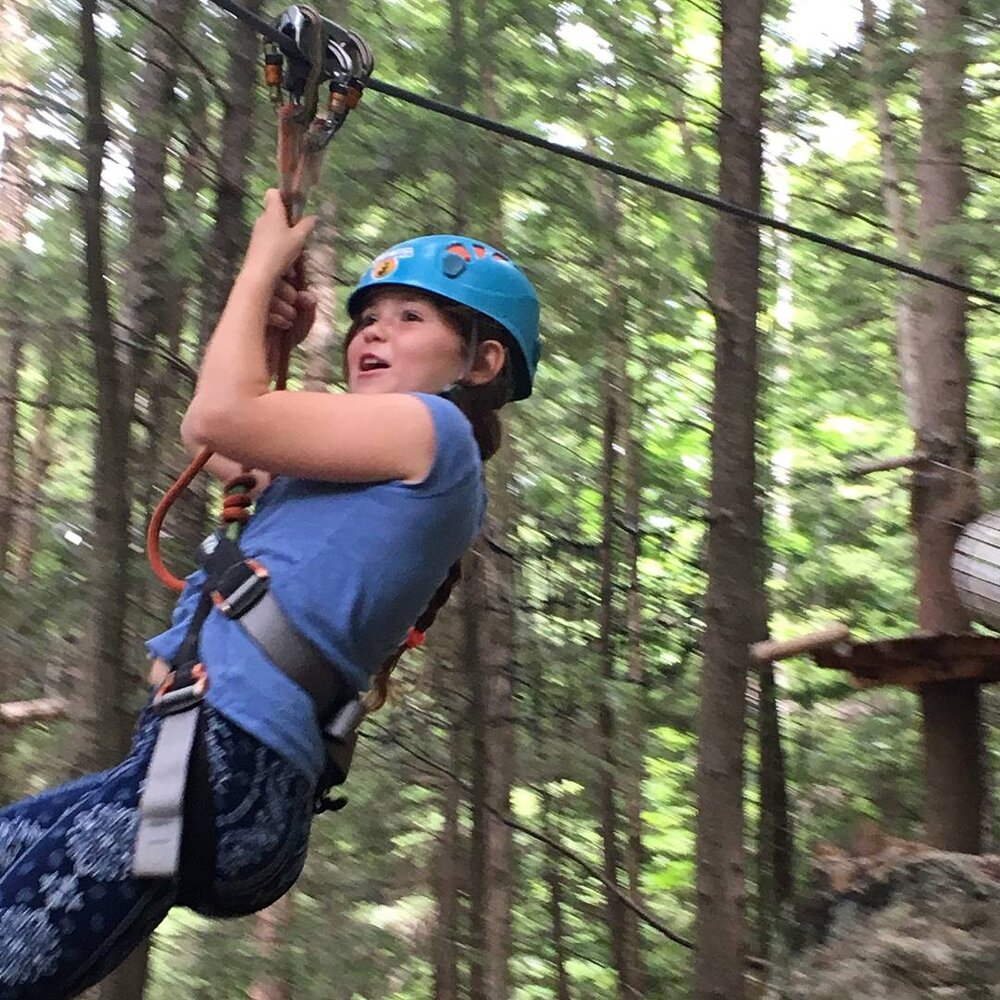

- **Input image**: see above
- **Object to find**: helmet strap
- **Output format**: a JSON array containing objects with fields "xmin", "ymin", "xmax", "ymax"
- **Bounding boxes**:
[{"xmin": 439, "ymin": 317, "xmax": 480, "ymax": 399}]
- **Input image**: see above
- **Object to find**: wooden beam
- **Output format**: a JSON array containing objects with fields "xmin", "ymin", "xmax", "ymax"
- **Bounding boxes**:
[
  {"xmin": 847, "ymin": 453, "xmax": 927, "ymax": 478},
  {"xmin": 850, "ymin": 658, "xmax": 1000, "ymax": 690},
  {"xmin": 0, "ymin": 698, "xmax": 69, "ymax": 727},
  {"xmin": 750, "ymin": 624, "xmax": 851, "ymax": 664}
]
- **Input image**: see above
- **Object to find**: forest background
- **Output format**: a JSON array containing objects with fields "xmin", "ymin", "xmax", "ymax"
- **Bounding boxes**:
[{"xmin": 0, "ymin": 0, "xmax": 997, "ymax": 997}]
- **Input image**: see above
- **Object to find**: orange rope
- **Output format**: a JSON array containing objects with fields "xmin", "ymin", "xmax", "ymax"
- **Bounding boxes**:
[
  {"xmin": 147, "ymin": 106, "xmax": 313, "ymax": 593},
  {"xmin": 146, "ymin": 253, "xmax": 302, "ymax": 592},
  {"xmin": 146, "ymin": 448, "xmax": 213, "ymax": 592}
]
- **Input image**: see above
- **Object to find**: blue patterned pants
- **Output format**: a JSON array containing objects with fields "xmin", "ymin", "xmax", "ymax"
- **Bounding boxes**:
[{"xmin": 0, "ymin": 705, "xmax": 315, "ymax": 999}]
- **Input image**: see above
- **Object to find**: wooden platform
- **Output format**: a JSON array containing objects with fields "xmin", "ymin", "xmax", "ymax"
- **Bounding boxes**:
[{"xmin": 812, "ymin": 633, "xmax": 1000, "ymax": 689}]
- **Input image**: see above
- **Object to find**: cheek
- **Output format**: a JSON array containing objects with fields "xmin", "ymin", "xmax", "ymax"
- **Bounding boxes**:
[{"xmin": 344, "ymin": 335, "xmax": 362, "ymax": 367}]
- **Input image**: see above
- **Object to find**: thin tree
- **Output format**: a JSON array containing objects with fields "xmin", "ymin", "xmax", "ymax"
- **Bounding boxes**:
[
  {"xmin": 592, "ymin": 169, "xmax": 639, "ymax": 1000},
  {"xmin": 77, "ymin": 0, "xmax": 132, "ymax": 770},
  {"xmin": 466, "ymin": 2, "xmax": 517, "ymax": 995},
  {"xmin": 0, "ymin": 0, "xmax": 31, "ymax": 574},
  {"xmin": 694, "ymin": 1, "xmax": 766, "ymax": 997}
]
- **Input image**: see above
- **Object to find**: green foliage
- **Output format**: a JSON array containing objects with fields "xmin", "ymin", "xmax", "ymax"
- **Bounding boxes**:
[{"xmin": 1, "ymin": 0, "xmax": 997, "ymax": 995}]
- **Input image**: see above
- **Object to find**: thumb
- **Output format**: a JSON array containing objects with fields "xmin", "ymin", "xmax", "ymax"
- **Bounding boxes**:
[
  {"xmin": 264, "ymin": 187, "xmax": 286, "ymax": 215},
  {"xmin": 292, "ymin": 214, "xmax": 317, "ymax": 241}
]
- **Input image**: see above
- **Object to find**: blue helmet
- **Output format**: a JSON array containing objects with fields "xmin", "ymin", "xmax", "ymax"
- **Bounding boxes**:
[{"xmin": 346, "ymin": 235, "xmax": 541, "ymax": 400}]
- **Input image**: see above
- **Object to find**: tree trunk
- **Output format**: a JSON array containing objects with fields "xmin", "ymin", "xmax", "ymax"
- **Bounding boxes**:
[
  {"xmin": 859, "ymin": 0, "xmax": 981, "ymax": 856},
  {"xmin": 860, "ymin": 0, "xmax": 981, "ymax": 854},
  {"xmin": 0, "ymin": 0, "xmax": 29, "ymax": 246},
  {"xmin": 120, "ymin": 0, "xmax": 193, "ymax": 406},
  {"xmin": 466, "ymin": 10, "xmax": 515, "ymax": 997},
  {"xmin": 620, "ymin": 358, "xmax": 647, "ymax": 996},
  {"xmin": 466, "ymin": 507, "xmax": 516, "ymax": 1000},
  {"xmin": 0, "ymin": 332, "xmax": 23, "ymax": 574},
  {"xmin": 910, "ymin": 0, "xmax": 981, "ymax": 853},
  {"xmin": 78, "ymin": 0, "xmax": 133, "ymax": 769},
  {"xmin": 591, "ymin": 202, "xmax": 636, "ymax": 998},
  {"xmin": 0, "ymin": 0, "xmax": 31, "ymax": 573},
  {"xmin": 197, "ymin": 0, "xmax": 262, "ymax": 349},
  {"xmin": 859, "ymin": 0, "xmax": 921, "ymax": 428},
  {"xmin": 164, "ymin": 0, "xmax": 262, "ymax": 561},
  {"xmin": 432, "ymin": 627, "xmax": 464, "ymax": 1000},
  {"xmin": 11, "ymin": 350, "xmax": 64, "ymax": 582},
  {"xmin": 542, "ymin": 789, "xmax": 573, "ymax": 1000},
  {"xmin": 755, "ymin": 657, "xmax": 794, "ymax": 963},
  {"xmin": 446, "ymin": 0, "xmax": 470, "ymax": 231},
  {"xmin": 78, "ymin": 4, "xmax": 148, "ymax": 994},
  {"xmin": 695, "ymin": 1, "xmax": 765, "ymax": 997},
  {"xmin": 139, "ymin": 74, "xmax": 210, "ymax": 622}
]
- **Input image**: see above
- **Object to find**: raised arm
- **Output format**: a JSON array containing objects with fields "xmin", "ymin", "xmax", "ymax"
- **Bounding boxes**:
[{"xmin": 181, "ymin": 190, "xmax": 437, "ymax": 484}]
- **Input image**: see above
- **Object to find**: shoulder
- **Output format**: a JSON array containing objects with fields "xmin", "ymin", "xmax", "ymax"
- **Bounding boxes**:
[{"xmin": 403, "ymin": 393, "xmax": 482, "ymax": 492}]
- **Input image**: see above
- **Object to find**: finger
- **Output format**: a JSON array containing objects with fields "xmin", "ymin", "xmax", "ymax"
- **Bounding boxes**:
[
  {"xmin": 267, "ymin": 313, "xmax": 293, "ymax": 330},
  {"xmin": 275, "ymin": 279, "xmax": 299, "ymax": 305},
  {"xmin": 272, "ymin": 292, "xmax": 297, "ymax": 316},
  {"xmin": 296, "ymin": 289, "xmax": 318, "ymax": 311},
  {"xmin": 271, "ymin": 300, "xmax": 297, "ymax": 322},
  {"xmin": 291, "ymin": 215, "xmax": 317, "ymax": 240}
]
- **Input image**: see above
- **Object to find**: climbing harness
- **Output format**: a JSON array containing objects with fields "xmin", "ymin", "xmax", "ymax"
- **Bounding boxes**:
[
  {"xmin": 134, "ymin": 529, "xmax": 362, "ymax": 878},
  {"xmin": 137, "ymin": 4, "xmax": 373, "ymax": 880}
]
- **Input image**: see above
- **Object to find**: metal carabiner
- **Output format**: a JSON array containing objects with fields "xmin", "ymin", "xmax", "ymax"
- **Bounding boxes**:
[
  {"xmin": 268, "ymin": 5, "xmax": 374, "ymax": 126},
  {"xmin": 265, "ymin": 5, "xmax": 375, "ymax": 220}
]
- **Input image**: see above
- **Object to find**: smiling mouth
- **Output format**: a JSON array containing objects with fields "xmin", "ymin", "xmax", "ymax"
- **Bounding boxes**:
[{"xmin": 358, "ymin": 354, "xmax": 391, "ymax": 374}]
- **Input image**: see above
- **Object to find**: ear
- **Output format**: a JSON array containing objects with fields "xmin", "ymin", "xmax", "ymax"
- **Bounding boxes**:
[{"xmin": 464, "ymin": 339, "xmax": 507, "ymax": 386}]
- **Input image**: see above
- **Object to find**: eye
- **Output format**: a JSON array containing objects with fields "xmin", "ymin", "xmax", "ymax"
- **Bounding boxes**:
[
  {"xmin": 358, "ymin": 313, "xmax": 376, "ymax": 327},
  {"xmin": 402, "ymin": 309, "xmax": 423, "ymax": 322}
]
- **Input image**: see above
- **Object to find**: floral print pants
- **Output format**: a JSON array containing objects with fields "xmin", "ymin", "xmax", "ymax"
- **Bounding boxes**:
[{"xmin": 0, "ymin": 705, "xmax": 314, "ymax": 999}]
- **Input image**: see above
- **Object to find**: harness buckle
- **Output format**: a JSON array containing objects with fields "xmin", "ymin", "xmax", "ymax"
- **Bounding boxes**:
[
  {"xmin": 212, "ymin": 559, "xmax": 270, "ymax": 618},
  {"xmin": 152, "ymin": 664, "xmax": 209, "ymax": 717}
]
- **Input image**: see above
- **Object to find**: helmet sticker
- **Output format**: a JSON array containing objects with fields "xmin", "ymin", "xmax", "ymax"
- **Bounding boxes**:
[
  {"xmin": 373, "ymin": 246, "xmax": 414, "ymax": 263},
  {"xmin": 370, "ymin": 245, "xmax": 414, "ymax": 279},
  {"xmin": 372, "ymin": 257, "xmax": 398, "ymax": 279}
]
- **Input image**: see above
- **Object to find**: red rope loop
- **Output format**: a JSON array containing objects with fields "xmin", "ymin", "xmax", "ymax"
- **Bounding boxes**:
[{"xmin": 146, "ymin": 115, "xmax": 308, "ymax": 591}]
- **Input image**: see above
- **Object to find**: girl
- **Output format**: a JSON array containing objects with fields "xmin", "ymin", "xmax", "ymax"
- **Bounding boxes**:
[{"xmin": 0, "ymin": 189, "xmax": 540, "ymax": 998}]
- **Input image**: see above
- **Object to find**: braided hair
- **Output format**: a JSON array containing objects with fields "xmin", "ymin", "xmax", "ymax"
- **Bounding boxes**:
[{"xmin": 344, "ymin": 290, "xmax": 514, "ymax": 712}]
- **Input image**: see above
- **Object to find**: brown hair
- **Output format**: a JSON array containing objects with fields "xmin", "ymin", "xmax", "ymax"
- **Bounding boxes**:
[{"xmin": 344, "ymin": 289, "xmax": 514, "ymax": 711}]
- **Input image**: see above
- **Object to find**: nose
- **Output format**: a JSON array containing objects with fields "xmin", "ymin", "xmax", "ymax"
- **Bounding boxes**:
[{"xmin": 362, "ymin": 321, "xmax": 387, "ymax": 343}]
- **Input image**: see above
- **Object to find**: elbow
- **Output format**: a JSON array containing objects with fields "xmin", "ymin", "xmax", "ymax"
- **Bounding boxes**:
[{"xmin": 181, "ymin": 398, "xmax": 228, "ymax": 453}]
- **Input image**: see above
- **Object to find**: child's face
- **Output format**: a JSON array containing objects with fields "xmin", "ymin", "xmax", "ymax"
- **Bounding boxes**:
[{"xmin": 345, "ymin": 289, "xmax": 468, "ymax": 395}]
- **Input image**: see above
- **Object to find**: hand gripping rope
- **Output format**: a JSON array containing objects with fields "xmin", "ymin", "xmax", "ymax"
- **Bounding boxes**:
[
  {"xmin": 146, "ymin": 4, "xmax": 373, "ymax": 591},
  {"xmin": 134, "ymin": 6, "xmax": 373, "ymax": 880}
]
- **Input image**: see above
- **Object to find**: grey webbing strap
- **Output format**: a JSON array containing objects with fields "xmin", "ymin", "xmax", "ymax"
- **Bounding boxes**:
[
  {"xmin": 132, "ymin": 705, "xmax": 200, "ymax": 878},
  {"xmin": 240, "ymin": 591, "xmax": 347, "ymax": 715}
]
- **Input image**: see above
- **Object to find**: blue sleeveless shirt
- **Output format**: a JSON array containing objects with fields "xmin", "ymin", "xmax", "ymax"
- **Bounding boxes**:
[{"xmin": 145, "ymin": 393, "xmax": 486, "ymax": 781}]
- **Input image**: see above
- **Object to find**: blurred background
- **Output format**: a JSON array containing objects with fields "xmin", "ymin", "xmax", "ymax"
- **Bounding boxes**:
[{"xmin": 0, "ymin": 0, "xmax": 997, "ymax": 996}]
